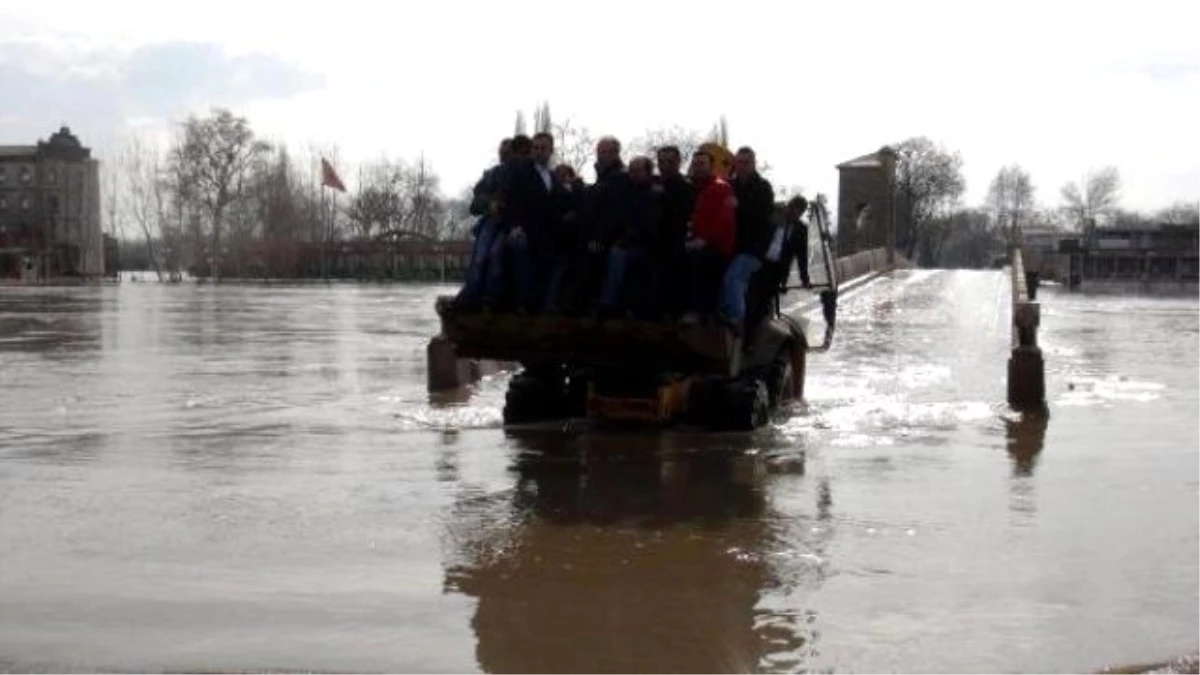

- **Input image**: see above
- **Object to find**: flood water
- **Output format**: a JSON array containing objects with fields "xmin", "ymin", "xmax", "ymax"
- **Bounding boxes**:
[{"xmin": 0, "ymin": 271, "xmax": 1196, "ymax": 673}]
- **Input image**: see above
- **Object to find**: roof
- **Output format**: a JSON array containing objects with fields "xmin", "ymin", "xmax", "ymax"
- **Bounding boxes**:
[
  {"xmin": 836, "ymin": 151, "xmax": 884, "ymax": 170},
  {"xmin": 0, "ymin": 145, "xmax": 36, "ymax": 158},
  {"xmin": 836, "ymin": 146, "xmax": 897, "ymax": 170}
]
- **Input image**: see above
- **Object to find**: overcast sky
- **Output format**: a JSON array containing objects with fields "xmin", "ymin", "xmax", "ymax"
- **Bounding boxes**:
[{"xmin": 2, "ymin": 0, "xmax": 1197, "ymax": 211}]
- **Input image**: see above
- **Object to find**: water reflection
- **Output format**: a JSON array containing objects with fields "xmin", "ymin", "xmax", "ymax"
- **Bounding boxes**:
[
  {"xmin": 1005, "ymin": 412, "xmax": 1049, "ymax": 478},
  {"xmin": 0, "ymin": 289, "xmax": 105, "ymax": 355},
  {"xmin": 443, "ymin": 430, "xmax": 812, "ymax": 674}
]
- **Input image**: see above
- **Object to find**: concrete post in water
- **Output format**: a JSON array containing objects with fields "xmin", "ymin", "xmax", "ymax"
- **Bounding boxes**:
[
  {"xmin": 1008, "ymin": 249, "xmax": 1047, "ymax": 413},
  {"xmin": 428, "ymin": 334, "xmax": 471, "ymax": 393}
]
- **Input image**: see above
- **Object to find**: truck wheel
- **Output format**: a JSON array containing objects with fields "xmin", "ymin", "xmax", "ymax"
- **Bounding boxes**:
[
  {"xmin": 767, "ymin": 348, "xmax": 793, "ymax": 406},
  {"xmin": 712, "ymin": 378, "xmax": 770, "ymax": 431},
  {"xmin": 767, "ymin": 343, "xmax": 805, "ymax": 405},
  {"xmin": 565, "ymin": 372, "xmax": 590, "ymax": 418},
  {"xmin": 503, "ymin": 371, "xmax": 567, "ymax": 425}
]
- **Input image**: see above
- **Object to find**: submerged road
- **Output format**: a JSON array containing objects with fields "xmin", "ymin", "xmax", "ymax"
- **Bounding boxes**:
[{"xmin": 0, "ymin": 271, "xmax": 1196, "ymax": 673}]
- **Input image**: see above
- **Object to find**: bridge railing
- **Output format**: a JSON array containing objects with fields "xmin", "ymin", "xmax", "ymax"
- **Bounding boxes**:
[
  {"xmin": 1008, "ymin": 248, "xmax": 1047, "ymax": 412},
  {"xmin": 834, "ymin": 249, "xmax": 885, "ymax": 284}
]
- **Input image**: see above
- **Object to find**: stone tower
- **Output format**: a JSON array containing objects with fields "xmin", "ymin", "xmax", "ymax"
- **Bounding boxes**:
[{"xmin": 835, "ymin": 146, "xmax": 897, "ymax": 261}]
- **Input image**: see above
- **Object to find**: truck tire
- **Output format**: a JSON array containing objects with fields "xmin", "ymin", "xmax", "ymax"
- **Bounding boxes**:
[
  {"xmin": 503, "ymin": 370, "xmax": 567, "ymax": 425},
  {"xmin": 767, "ymin": 343, "xmax": 804, "ymax": 405},
  {"xmin": 711, "ymin": 378, "xmax": 770, "ymax": 431},
  {"xmin": 766, "ymin": 349, "xmax": 792, "ymax": 406}
]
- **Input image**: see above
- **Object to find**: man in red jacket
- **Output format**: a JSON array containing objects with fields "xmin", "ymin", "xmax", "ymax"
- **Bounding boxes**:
[{"xmin": 682, "ymin": 150, "xmax": 737, "ymax": 323}]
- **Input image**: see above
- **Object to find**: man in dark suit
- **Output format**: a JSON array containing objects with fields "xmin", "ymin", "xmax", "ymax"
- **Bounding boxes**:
[
  {"xmin": 456, "ymin": 137, "xmax": 511, "ymax": 308},
  {"xmin": 596, "ymin": 155, "xmax": 661, "ymax": 318},
  {"xmin": 654, "ymin": 145, "xmax": 695, "ymax": 318},
  {"xmin": 744, "ymin": 196, "xmax": 812, "ymax": 334},
  {"xmin": 570, "ymin": 136, "xmax": 631, "ymax": 312},
  {"xmin": 494, "ymin": 131, "xmax": 565, "ymax": 313}
]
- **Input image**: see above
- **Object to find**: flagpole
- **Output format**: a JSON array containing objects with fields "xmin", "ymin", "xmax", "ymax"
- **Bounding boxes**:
[
  {"xmin": 331, "ymin": 189, "xmax": 338, "ymax": 280},
  {"xmin": 320, "ymin": 175, "xmax": 327, "ymax": 281}
]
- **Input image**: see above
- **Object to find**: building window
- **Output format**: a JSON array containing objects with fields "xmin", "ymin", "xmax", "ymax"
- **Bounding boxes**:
[
  {"xmin": 0, "ymin": 195, "xmax": 7, "ymax": 210},
  {"xmin": 19, "ymin": 168, "xmax": 31, "ymax": 185},
  {"xmin": 20, "ymin": 195, "xmax": 31, "ymax": 210},
  {"xmin": 47, "ymin": 195, "xmax": 60, "ymax": 215},
  {"xmin": 48, "ymin": 168, "xmax": 58, "ymax": 184},
  {"xmin": 0, "ymin": 167, "xmax": 6, "ymax": 184}
]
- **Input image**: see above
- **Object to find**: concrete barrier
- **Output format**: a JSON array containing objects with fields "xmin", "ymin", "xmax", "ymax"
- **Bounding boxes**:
[{"xmin": 1007, "ymin": 249, "xmax": 1047, "ymax": 413}]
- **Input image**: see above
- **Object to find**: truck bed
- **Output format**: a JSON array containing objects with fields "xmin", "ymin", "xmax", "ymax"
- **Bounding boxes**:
[{"xmin": 434, "ymin": 296, "xmax": 741, "ymax": 375}]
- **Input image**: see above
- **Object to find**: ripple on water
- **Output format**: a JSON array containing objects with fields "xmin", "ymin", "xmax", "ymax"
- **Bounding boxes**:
[{"xmin": 1057, "ymin": 375, "xmax": 1167, "ymax": 407}]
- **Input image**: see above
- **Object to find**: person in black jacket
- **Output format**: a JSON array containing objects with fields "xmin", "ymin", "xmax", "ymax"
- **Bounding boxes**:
[
  {"xmin": 717, "ymin": 146, "xmax": 775, "ymax": 336},
  {"xmin": 492, "ymin": 132, "xmax": 565, "ymax": 313},
  {"xmin": 744, "ymin": 196, "xmax": 811, "ymax": 334},
  {"xmin": 544, "ymin": 164, "xmax": 586, "ymax": 313},
  {"xmin": 597, "ymin": 156, "xmax": 660, "ymax": 318},
  {"xmin": 569, "ymin": 136, "xmax": 630, "ymax": 311},
  {"xmin": 654, "ymin": 145, "xmax": 695, "ymax": 318},
  {"xmin": 456, "ymin": 137, "xmax": 512, "ymax": 307}
]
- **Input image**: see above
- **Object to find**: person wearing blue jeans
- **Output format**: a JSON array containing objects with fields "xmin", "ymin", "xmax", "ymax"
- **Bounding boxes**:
[
  {"xmin": 458, "ymin": 216, "xmax": 500, "ymax": 304},
  {"xmin": 718, "ymin": 252, "xmax": 762, "ymax": 332},
  {"xmin": 596, "ymin": 155, "xmax": 659, "ymax": 318},
  {"xmin": 457, "ymin": 136, "xmax": 518, "ymax": 308},
  {"xmin": 718, "ymin": 146, "xmax": 775, "ymax": 335},
  {"xmin": 598, "ymin": 246, "xmax": 651, "ymax": 315}
]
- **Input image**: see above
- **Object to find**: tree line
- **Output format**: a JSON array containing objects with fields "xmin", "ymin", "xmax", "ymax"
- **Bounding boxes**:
[
  {"xmin": 889, "ymin": 137, "xmax": 1198, "ymax": 268},
  {"xmin": 105, "ymin": 108, "xmax": 480, "ymax": 281},
  {"xmin": 104, "ymin": 106, "xmax": 1198, "ymax": 280}
]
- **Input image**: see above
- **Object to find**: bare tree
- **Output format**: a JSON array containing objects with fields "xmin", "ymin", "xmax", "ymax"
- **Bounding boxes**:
[
  {"xmin": 1060, "ymin": 167, "xmax": 1120, "ymax": 232},
  {"xmin": 1154, "ymin": 200, "xmax": 1199, "ymax": 226},
  {"xmin": 442, "ymin": 187, "xmax": 474, "ymax": 240},
  {"xmin": 121, "ymin": 136, "xmax": 167, "ymax": 281},
  {"xmin": 937, "ymin": 207, "xmax": 1003, "ymax": 269},
  {"xmin": 986, "ymin": 164, "xmax": 1035, "ymax": 243},
  {"xmin": 893, "ymin": 136, "xmax": 967, "ymax": 264},
  {"xmin": 347, "ymin": 155, "xmax": 448, "ymax": 241},
  {"xmin": 550, "ymin": 118, "xmax": 595, "ymax": 175},
  {"xmin": 346, "ymin": 157, "xmax": 406, "ymax": 239},
  {"xmin": 100, "ymin": 145, "xmax": 124, "ymax": 243},
  {"xmin": 402, "ymin": 155, "xmax": 447, "ymax": 240},
  {"xmin": 159, "ymin": 136, "xmax": 196, "ymax": 278},
  {"xmin": 533, "ymin": 102, "xmax": 552, "ymax": 134},
  {"xmin": 708, "ymin": 115, "xmax": 730, "ymax": 146},
  {"xmin": 170, "ymin": 107, "xmax": 269, "ymax": 281},
  {"xmin": 629, "ymin": 125, "xmax": 707, "ymax": 162}
]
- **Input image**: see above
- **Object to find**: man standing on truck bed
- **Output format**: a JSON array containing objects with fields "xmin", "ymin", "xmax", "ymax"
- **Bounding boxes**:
[
  {"xmin": 744, "ymin": 195, "xmax": 811, "ymax": 335},
  {"xmin": 655, "ymin": 145, "xmax": 696, "ymax": 319},
  {"xmin": 493, "ymin": 132, "xmax": 565, "ymax": 313},
  {"xmin": 571, "ymin": 136, "xmax": 631, "ymax": 313},
  {"xmin": 455, "ymin": 137, "xmax": 512, "ymax": 308},
  {"xmin": 597, "ymin": 155, "xmax": 661, "ymax": 319},
  {"xmin": 719, "ymin": 146, "xmax": 776, "ymax": 336},
  {"xmin": 682, "ymin": 150, "xmax": 737, "ymax": 323}
]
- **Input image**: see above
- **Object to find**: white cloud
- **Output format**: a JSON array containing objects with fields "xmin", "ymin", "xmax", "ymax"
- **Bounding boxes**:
[{"xmin": 2, "ymin": 0, "xmax": 1197, "ymax": 210}]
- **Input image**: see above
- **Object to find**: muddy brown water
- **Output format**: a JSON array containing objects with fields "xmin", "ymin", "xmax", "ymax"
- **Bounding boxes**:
[{"xmin": 0, "ymin": 270, "xmax": 1196, "ymax": 673}]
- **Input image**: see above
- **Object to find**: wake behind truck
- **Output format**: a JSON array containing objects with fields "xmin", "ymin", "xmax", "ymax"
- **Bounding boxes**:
[{"xmin": 429, "ymin": 192, "xmax": 842, "ymax": 431}]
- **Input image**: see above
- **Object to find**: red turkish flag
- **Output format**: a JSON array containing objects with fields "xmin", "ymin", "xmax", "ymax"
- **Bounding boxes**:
[{"xmin": 321, "ymin": 157, "xmax": 346, "ymax": 192}]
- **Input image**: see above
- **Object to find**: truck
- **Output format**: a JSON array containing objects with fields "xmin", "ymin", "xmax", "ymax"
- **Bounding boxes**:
[{"xmin": 431, "ymin": 196, "xmax": 841, "ymax": 431}]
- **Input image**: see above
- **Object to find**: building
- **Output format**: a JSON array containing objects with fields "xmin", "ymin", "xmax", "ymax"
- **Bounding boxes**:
[
  {"xmin": 835, "ymin": 147, "xmax": 897, "ymax": 260},
  {"xmin": 1023, "ymin": 222, "xmax": 1199, "ymax": 290},
  {"xmin": 0, "ymin": 126, "xmax": 104, "ymax": 282},
  {"xmin": 1020, "ymin": 227, "xmax": 1063, "ymax": 278}
]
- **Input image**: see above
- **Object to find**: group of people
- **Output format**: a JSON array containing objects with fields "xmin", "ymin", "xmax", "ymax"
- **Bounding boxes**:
[{"xmin": 453, "ymin": 132, "xmax": 813, "ymax": 337}]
